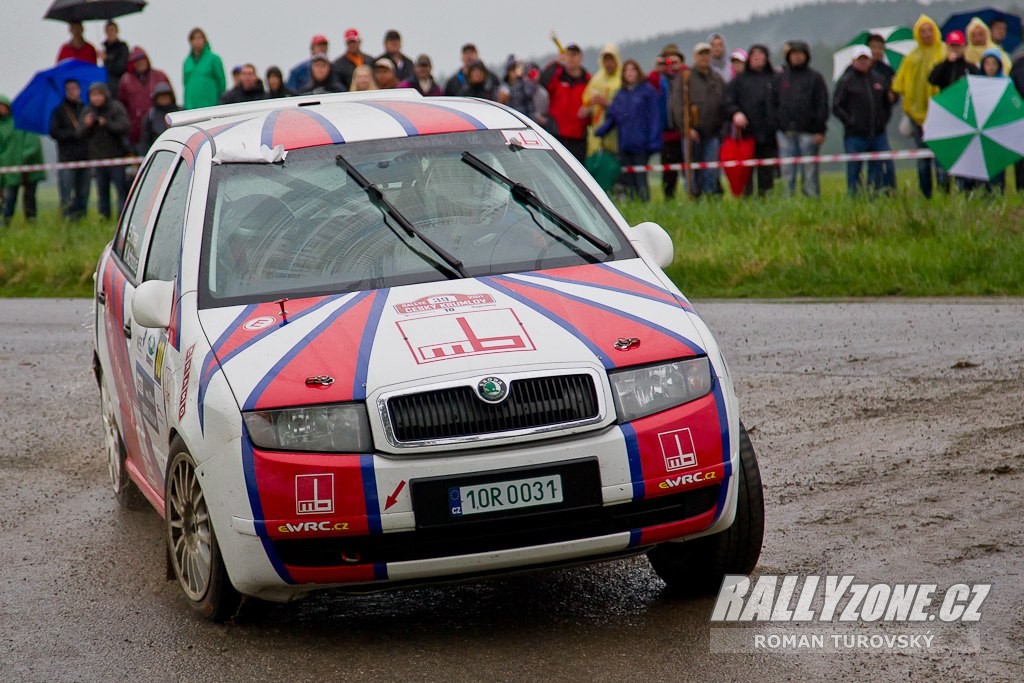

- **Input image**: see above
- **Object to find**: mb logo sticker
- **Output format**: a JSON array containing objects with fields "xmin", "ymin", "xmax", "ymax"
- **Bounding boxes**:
[
  {"xmin": 296, "ymin": 473, "xmax": 334, "ymax": 515},
  {"xmin": 397, "ymin": 309, "xmax": 536, "ymax": 364},
  {"xmin": 659, "ymin": 427, "xmax": 698, "ymax": 471}
]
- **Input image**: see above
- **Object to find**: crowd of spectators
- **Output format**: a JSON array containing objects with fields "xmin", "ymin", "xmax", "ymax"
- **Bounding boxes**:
[{"xmin": 2, "ymin": 13, "xmax": 1024, "ymax": 223}]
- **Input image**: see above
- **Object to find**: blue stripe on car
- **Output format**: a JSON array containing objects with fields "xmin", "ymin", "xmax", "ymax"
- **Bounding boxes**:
[{"xmin": 619, "ymin": 422, "xmax": 645, "ymax": 501}]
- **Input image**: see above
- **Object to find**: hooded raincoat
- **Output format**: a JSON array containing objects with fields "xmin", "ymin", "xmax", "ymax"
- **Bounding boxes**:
[
  {"xmin": 892, "ymin": 15, "xmax": 947, "ymax": 125},
  {"xmin": 0, "ymin": 95, "xmax": 47, "ymax": 187},
  {"xmin": 582, "ymin": 44, "xmax": 622, "ymax": 156},
  {"xmin": 708, "ymin": 33, "xmax": 733, "ymax": 83},
  {"xmin": 965, "ymin": 18, "xmax": 1012, "ymax": 74},
  {"xmin": 183, "ymin": 41, "xmax": 227, "ymax": 109}
]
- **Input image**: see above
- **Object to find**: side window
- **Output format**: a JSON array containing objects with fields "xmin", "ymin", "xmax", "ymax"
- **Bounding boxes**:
[
  {"xmin": 144, "ymin": 160, "xmax": 191, "ymax": 282},
  {"xmin": 116, "ymin": 151, "xmax": 175, "ymax": 278}
]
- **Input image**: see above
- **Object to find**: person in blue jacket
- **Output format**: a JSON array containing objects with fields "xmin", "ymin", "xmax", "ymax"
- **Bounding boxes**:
[{"xmin": 595, "ymin": 59, "xmax": 662, "ymax": 200}]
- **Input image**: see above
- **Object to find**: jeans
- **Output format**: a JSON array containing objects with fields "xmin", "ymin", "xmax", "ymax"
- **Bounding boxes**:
[
  {"xmin": 94, "ymin": 164, "xmax": 128, "ymax": 219},
  {"xmin": 3, "ymin": 180, "xmax": 38, "ymax": 222},
  {"xmin": 910, "ymin": 121, "xmax": 947, "ymax": 198},
  {"xmin": 843, "ymin": 134, "xmax": 891, "ymax": 195},
  {"xmin": 1014, "ymin": 160, "xmax": 1024, "ymax": 192},
  {"xmin": 689, "ymin": 135, "xmax": 722, "ymax": 197},
  {"xmin": 619, "ymin": 151, "xmax": 651, "ymax": 201},
  {"xmin": 776, "ymin": 131, "xmax": 821, "ymax": 197},
  {"xmin": 58, "ymin": 167, "xmax": 91, "ymax": 220}
]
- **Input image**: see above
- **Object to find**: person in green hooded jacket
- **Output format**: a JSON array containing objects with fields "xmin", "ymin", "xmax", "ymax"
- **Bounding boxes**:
[
  {"xmin": 182, "ymin": 27, "xmax": 226, "ymax": 109},
  {"xmin": 0, "ymin": 96, "xmax": 47, "ymax": 225}
]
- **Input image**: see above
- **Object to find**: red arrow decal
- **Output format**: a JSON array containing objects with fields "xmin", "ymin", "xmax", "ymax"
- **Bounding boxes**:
[{"xmin": 384, "ymin": 480, "xmax": 407, "ymax": 511}]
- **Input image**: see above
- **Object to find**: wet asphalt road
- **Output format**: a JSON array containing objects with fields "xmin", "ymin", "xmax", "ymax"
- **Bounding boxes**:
[{"xmin": 1, "ymin": 298, "xmax": 1021, "ymax": 682}]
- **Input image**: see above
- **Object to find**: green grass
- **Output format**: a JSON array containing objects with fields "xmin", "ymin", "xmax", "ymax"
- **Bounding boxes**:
[
  {"xmin": 617, "ymin": 170, "xmax": 1024, "ymax": 298},
  {"xmin": 2, "ymin": 172, "xmax": 1022, "ymax": 299}
]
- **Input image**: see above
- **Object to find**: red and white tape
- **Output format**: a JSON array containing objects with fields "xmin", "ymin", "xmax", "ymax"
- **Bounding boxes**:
[
  {"xmin": 621, "ymin": 148, "xmax": 935, "ymax": 174},
  {"xmin": 0, "ymin": 149, "xmax": 935, "ymax": 175},
  {"xmin": 0, "ymin": 156, "xmax": 143, "ymax": 174}
]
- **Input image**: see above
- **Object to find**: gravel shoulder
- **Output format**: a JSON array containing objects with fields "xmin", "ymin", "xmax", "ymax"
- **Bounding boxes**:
[{"xmin": 1, "ymin": 298, "xmax": 1021, "ymax": 682}]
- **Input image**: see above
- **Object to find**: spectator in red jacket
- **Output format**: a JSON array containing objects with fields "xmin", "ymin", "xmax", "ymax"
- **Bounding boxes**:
[
  {"xmin": 117, "ymin": 46, "xmax": 171, "ymax": 150},
  {"xmin": 56, "ymin": 21, "xmax": 98, "ymax": 64},
  {"xmin": 540, "ymin": 44, "xmax": 591, "ymax": 163}
]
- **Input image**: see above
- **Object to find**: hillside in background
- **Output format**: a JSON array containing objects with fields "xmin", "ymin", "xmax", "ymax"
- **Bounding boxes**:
[
  {"xmin": 528, "ymin": 0, "xmax": 1023, "ymax": 155},
  {"xmin": 568, "ymin": 0, "xmax": 1022, "ymax": 72}
]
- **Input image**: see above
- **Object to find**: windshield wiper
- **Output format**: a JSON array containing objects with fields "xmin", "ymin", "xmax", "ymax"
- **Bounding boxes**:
[
  {"xmin": 460, "ymin": 151, "xmax": 613, "ymax": 256},
  {"xmin": 335, "ymin": 153, "xmax": 468, "ymax": 279}
]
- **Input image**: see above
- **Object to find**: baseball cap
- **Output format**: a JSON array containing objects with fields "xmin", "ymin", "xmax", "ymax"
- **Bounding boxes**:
[
  {"xmin": 374, "ymin": 57, "xmax": 396, "ymax": 71},
  {"xmin": 565, "ymin": 43, "xmax": 582, "ymax": 54},
  {"xmin": 730, "ymin": 48, "xmax": 747, "ymax": 62},
  {"xmin": 310, "ymin": 34, "xmax": 328, "ymax": 47},
  {"xmin": 415, "ymin": 54, "xmax": 431, "ymax": 67},
  {"xmin": 385, "ymin": 29, "xmax": 401, "ymax": 42},
  {"xmin": 694, "ymin": 42, "xmax": 712, "ymax": 55},
  {"xmin": 344, "ymin": 28, "xmax": 360, "ymax": 42},
  {"xmin": 851, "ymin": 45, "xmax": 873, "ymax": 61},
  {"xmin": 129, "ymin": 46, "xmax": 148, "ymax": 62},
  {"xmin": 946, "ymin": 30, "xmax": 966, "ymax": 46}
]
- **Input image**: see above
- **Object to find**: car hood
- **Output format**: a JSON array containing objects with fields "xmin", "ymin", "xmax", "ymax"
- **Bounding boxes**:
[{"xmin": 197, "ymin": 260, "xmax": 707, "ymax": 412}]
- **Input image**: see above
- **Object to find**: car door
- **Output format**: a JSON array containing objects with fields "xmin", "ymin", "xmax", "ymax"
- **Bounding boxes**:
[
  {"xmin": 96, "ymin": 148, "xmax": 177, "ymax": 496},
  {"xmin": 131, "ymin": 153, "xmax": 193, "ymax": 485}
]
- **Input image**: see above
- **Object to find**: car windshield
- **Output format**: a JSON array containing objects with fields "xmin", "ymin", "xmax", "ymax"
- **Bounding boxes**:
[{"xmin": 199, "ymin": 130, "xmax": 634, "ymax": 306}]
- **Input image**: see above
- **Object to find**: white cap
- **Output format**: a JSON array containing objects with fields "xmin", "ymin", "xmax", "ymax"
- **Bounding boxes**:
[{"xmin": 851, "ymin": 45, "xmax": 873, "ymax": 62}]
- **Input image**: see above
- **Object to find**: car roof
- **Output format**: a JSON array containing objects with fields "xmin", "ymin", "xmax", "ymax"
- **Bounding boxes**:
[{"xmin": 165, "ymin": 90, "xmax": 529, "ymax": 155}]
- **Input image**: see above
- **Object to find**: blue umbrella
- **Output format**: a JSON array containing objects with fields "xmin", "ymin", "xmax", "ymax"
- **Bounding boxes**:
[
  {"xmin": 940, "ymin": 7, "xmax": 1022, "ymax": 53},
  {"xmin": 11, "ymin": 59, "xmax": 108, "ymax": 135}
]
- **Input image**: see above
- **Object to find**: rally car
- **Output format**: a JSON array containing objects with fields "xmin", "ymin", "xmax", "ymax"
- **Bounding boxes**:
[{"xmin": 93, "ymin": 89, "xmax": 764, "ymax": 621}]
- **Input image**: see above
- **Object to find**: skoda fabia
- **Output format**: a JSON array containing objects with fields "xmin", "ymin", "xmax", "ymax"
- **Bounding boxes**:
[{"xmin": 93, "ymin": 90, "xmax": 764, "ymax": 620}]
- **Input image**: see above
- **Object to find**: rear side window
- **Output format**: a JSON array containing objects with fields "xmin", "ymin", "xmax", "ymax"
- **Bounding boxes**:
[
  {"xmin": 144, "ymin": 160, "xmax": 191, "ymax": 282},
  {"xmin": 114, "ymin": 151, "xmax": 175, "ymax": 278}
]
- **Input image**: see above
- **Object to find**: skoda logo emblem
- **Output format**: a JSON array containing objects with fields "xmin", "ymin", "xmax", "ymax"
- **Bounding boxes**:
[{"xmin": 477, "ymin": 377, "xmax": 509, "ymax": 403}]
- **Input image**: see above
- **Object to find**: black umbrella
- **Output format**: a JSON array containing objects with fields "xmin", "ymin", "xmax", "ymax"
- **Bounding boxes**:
[{"xmin": 44, "ymin": 0, "xmax": 147, "ymax": 22}]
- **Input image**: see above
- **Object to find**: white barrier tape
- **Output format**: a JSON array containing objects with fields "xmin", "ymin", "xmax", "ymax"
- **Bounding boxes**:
[
  {"xmin": 0, "ymin": 156, "xmax": 143, "ymax": 174},
  {"xmin": 621, "ymin": 148, "xmax": 935, "ymax": 174}
]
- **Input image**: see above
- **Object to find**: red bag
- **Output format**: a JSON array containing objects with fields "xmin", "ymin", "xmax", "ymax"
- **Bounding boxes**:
[{"xmin": 720, "ymin": 132, "xmax": 756, "ymax": 198}]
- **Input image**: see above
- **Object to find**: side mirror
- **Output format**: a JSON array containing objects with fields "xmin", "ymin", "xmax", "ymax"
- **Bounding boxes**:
[
  {"xmin": 132, "ymin": 280, "xmax": 175, "ymax": 329},
  {"xmin": 629, "ymin": 221, "xmax": 674, "ymax": 268}
]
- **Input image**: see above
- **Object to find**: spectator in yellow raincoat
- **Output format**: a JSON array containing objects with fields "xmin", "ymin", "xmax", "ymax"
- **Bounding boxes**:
[
  {"xmin": 582, "ymin": 44, "xmax": 621, "ymax": 157},
  {"xmin": 965, "ymin": 17, "xmax": 1012, "ymax": 74},
  {"xmin": 892, "ymin": 14, "xmax": 946, "ymax": 197}
]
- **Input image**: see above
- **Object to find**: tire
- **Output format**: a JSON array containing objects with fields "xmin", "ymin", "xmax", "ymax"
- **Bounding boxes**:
[
  {"xmin": 100, "ymin": 377, "xmax": 133, "ymax": 508},
  {"xmin": 165, "ymin": 438, "xmax": 241, "ymax": 622},
  {"xmin": 648, "ymin": 423, "xmax": 765, "ymax": 593}
]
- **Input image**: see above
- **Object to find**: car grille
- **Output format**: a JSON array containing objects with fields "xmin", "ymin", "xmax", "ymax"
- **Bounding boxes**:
[{"xmin": 387, "ymin": 374, "xmax": 599, "ymax": 443}]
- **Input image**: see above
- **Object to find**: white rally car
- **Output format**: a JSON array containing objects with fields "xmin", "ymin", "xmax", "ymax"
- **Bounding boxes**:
[{"xmin": 93, "ymin": 90, "xmax": 763, "ymax": 621}]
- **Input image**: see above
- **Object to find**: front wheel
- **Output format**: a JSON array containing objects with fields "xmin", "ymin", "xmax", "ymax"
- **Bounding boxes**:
[
  {"xmin": 648, "ymin": 423, "xmax": 765, "ymax": 593},
  {"xmin": 165, "ymin": 439, "xmax": 240, "ymax": 622}
]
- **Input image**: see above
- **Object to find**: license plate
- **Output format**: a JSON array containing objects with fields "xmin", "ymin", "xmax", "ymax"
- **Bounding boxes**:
[{"xmin": 449, "ymin": 474, "xmax": 563, "ymax": 517}]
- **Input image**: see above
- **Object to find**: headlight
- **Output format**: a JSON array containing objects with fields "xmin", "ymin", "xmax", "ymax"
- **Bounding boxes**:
[
  {"xmin": 243, "ymin": 403, "xmax": 372, "ymax": 452},
  {"xmin": 609, "ymin": 357, "xmax": 713, "ymax": 423}
]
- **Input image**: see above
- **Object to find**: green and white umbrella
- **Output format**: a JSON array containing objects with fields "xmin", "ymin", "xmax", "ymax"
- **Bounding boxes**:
[
  {"xmin": 923, "ymin": 75, "xmax": 1024, "ymax": 181},
  {"xmin": 831, "ymin": 26, "xmax": 915, "ymax": 82}
]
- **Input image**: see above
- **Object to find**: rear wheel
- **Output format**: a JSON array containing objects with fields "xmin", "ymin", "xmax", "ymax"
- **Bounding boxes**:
[
  {"xmin": 165, "ymin": 439, "xmax": 240, "ymax": 622},
  {"xmin": 648, "ymin": 423, "xmax": 765, "ymax": 593}
]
